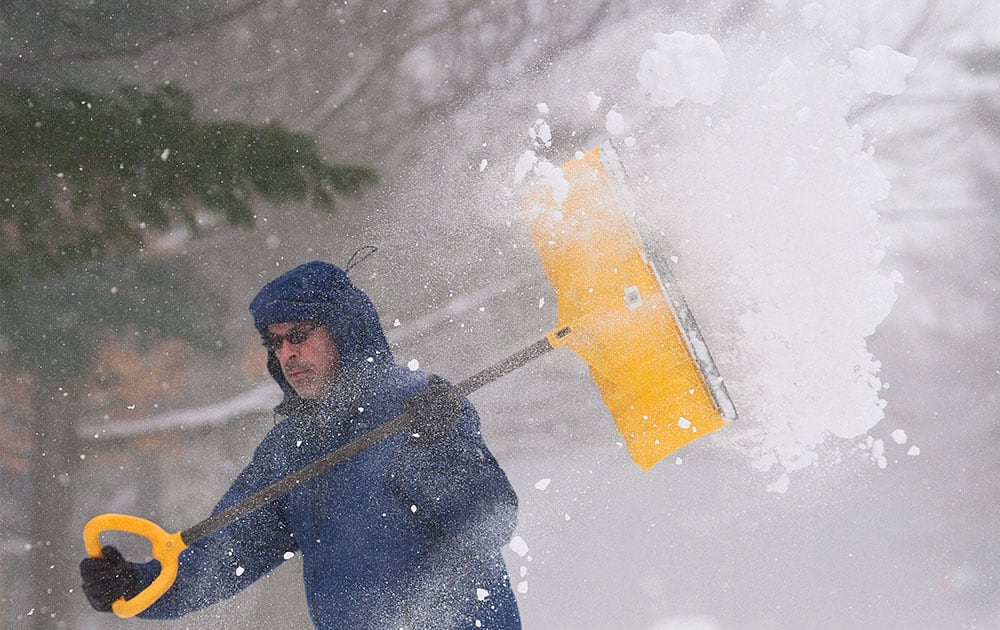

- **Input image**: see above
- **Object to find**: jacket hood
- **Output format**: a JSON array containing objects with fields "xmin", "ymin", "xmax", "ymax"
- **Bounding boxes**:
[{"xmin": 249, "ymin": 261, "xmax": 394, "ymax": 407}]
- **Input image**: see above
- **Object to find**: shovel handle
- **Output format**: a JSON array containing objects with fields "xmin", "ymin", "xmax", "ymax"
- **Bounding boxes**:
[
  {"xmin": 82, "ymin": 513, "xmax": 187, "ymax": 618},
  {"xmin": 79, "ymin": 333, "xmax": 565, "ymax": 615}
]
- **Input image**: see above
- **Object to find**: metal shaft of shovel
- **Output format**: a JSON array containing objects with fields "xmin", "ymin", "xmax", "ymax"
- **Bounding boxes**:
[{"xmin": 180, "ymin": 328, "xmax": 568, "ymax": 546}]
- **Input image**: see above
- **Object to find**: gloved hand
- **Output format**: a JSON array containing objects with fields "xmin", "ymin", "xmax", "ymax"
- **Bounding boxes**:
[
  {"xmin": 402, "ymin": 375, "xmax": 462, "ymax": 443},
  {"xmin": 79, "ymin": 545, "xmax": 143, "ymax": 612}
]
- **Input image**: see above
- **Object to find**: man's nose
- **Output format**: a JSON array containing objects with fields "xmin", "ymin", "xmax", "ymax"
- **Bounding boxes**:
[{"xmin": 275, "ymin": 344, "xmax": 297, "ymax": 363}]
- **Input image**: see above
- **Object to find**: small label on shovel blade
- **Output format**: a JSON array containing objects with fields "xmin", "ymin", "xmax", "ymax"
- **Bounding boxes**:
[{"xmin": 624, "ymin": 285, "xmax": 643, "ymax": 309}]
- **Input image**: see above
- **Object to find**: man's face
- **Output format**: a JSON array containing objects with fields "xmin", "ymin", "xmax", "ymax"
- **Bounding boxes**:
[{"xmin": 265, "ymin": 321, "xmax": 341, "ymax": 400}]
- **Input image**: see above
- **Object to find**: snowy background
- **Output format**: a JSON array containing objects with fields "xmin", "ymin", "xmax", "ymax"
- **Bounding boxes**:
[{"xmin": 2, "ymin": 1, "xmax": 999, "ymax": 628}]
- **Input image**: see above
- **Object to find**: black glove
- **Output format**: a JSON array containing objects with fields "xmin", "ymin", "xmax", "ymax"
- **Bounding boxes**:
[
  {"xmin": 403, "ymin": 375, "xmax": 462, "ymax": 443},
  {"xmin": 79, "ymin": 545, "xmax": 143, "ymax": 612}
]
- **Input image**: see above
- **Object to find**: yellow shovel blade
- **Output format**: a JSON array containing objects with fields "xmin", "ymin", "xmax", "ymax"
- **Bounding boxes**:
[{"xmin": 523, "ymin": 144, "xmax": 734, "ymax": 470}]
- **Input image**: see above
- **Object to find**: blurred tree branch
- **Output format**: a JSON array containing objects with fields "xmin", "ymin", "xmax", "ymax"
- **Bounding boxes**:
[
  {"xmin": 965, "ymin": 49, "xmax": 1000, "ymax": 212},
  {"xmin": 0, "ymin": 0, "xmax": 267, "ymax": 64}
]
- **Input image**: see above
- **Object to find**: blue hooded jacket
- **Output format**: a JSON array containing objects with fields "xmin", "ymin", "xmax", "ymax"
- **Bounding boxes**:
[{"xmin": 138, "ymin": 261, "xmax": 521, "ymax": 629}]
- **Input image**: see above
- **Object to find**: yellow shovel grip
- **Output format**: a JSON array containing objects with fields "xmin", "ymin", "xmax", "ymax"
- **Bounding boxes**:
[{"xmin": 82, "ymin": 514, "xmax": 187, "ymax": 618}]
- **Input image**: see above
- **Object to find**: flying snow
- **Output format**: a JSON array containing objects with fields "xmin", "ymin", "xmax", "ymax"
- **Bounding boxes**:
[
  {"xmin": 509, "ymin": 536, "xmax": 529, "ymax": 557},
  {"xmin": 636, "ymin": 32, "xmax": 728, "ymax": 107},
  {"xmin": 799, "ymin": 3, "xmax": 825, "ymax": 29},
  {"xmin": 849, "ymin": 45, "xmax": 918, "ymax": 95},
  {"xmin": 587, "ymin": 91, "xmax": 603, "ymax": 111},
  {"xmin": 605, "ymin": 110, "xmax": 626, "ymax": 135},
  {"xmin": 516, "ymin": 149, "xmax": 569, "ymax": 205},
  {"xmin": 516, "ymin": 23, "xmax": 908, "ymax": 490}
]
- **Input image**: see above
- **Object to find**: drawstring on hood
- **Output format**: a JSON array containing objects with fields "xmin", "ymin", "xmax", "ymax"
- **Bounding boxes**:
[{"xmin": 249, "ymin": 261, "xmax": 394, "ymax": 413}]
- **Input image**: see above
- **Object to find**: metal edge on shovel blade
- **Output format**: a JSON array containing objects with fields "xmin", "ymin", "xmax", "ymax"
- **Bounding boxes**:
[{"xmin": 597, "ymin": 141, "xmax": 739, "ymax": 424}]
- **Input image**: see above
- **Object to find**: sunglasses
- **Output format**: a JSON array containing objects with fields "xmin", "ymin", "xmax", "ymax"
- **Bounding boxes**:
[{"xmin": 263, "ymin": 322, "xmax": 323, "ymax": 351}]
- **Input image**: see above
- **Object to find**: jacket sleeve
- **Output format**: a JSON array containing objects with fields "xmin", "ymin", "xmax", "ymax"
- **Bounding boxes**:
[
  {"xmin": 136, "ymin": 441, "xmax": 298, "ymax": 619},
  {"xmin": 388, "ymin": 398, "xmax": 518, "ymax": 561}
]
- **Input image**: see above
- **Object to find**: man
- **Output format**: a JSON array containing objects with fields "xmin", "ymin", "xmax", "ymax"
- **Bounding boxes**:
[{"xmin": 80, "ymin": 261, "xmax": 522, "ymax": 629}]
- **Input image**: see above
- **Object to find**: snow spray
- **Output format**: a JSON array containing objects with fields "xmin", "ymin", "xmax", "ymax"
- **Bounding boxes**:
[{"xmin": 514, "ymin": 18, "xmax": 913, "ymax": 492}]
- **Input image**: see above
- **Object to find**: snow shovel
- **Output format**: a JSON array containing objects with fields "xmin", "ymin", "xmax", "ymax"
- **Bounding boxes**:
[
  {"xmin": 83, "ymin": 336, "xmax": 571, "ymax": 618},
  {"xmin": 522, "ymin": 142, "xmax": 736, "ymax": 469},
  {"xmin": 83, "ymin": 142, "xmax": 735, "ymax": 618}
]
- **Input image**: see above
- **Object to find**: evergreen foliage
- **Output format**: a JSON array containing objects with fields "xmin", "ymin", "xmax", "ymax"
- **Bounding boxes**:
[{"xmin": 0, "ymin": 83, "xmax": 379, "ymax": 287}]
